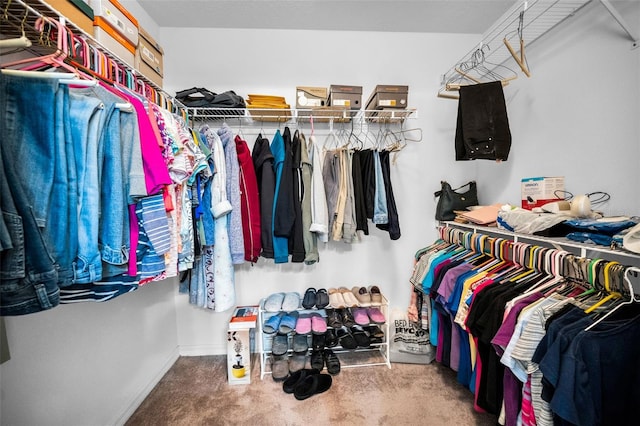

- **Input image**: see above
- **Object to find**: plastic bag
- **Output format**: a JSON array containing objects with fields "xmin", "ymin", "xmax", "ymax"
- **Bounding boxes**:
[{"xmin": 389, "ymin": 307, "xmax": 435, "ymax": 364}]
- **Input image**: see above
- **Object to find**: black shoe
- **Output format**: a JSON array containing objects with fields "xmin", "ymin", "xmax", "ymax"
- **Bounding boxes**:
[
  {"xmin": 312, "ymin": 333, "xmax": 325, "ymax": 350},
  {"xmin": 310, "ymin": 349, "xmax": 324, "ymax": 370},
  {"xmin": 364, "ymin": 325, "xmax": 384, "ymax": 338},
  {"xmin": 341, "ymin": 308, "xmax": 355, "ymax": 328},
  {"xmin": 315, "ymin": 288, "xmax": 330, "ymax": 309},
  {"xmin": 326, "ymin": 308, "xmax": 343, "ymax": 328},
  {"xmin": 283, "ymin": 368, "xmax": 320, "ymax": 393},
  {"xmin": 302, "ymin": 287, "xmax": 317, "ymax": 309},
  {"xmin": 351, "ymin": 325, "xmax": 371, "ymax": 348},
  {"xmin": 323, "ymin": 349, "xmax": 340, "ymax": 375},
  {"xmin": 324, "ymin": 328, "xmax": 339, "ymax": 347},
  {"xmin": 336, "ymin": 326, "xmax": 357, "ymax": 349}
]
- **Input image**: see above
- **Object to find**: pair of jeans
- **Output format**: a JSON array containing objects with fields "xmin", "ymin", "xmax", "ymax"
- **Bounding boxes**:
[{"xmin": 0, "ymin": 73, "xmax": 61, "ymax": 315}]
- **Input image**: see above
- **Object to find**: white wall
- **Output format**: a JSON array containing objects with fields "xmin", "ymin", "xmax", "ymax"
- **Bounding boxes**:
[
  {"xmin": 0, "ymin": 281, "xmax": 179, "ymax": 426},
  {"xmin": 477, "ymin": 1, "xmax": 640, "ymax": 215},
  {"xmin": 159, "ymin": 27, "xmax": 480, "ymax": 355},
  {"xmin": 1, "ymin": 1, "xmax": 639, "ymax": 425}
]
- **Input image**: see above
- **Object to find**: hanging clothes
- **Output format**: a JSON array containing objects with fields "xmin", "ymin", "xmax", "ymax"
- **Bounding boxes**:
[
  {"xmin": 252, "ymin": 133, "xmax": 276, "ymax": 259},
  {"xmin": 235, "ymin": 134, "xmax": 261, "ymax": 263},
  {"xmin": 270, "ymin": 129, "xmax": 291, "ymax": 264},
  {"xmin": 307, "ymin": 134, "xmax": 329, "ymax": 244},
  {"xmin": 289, "ymin": 130, "xmax": 305, "ymax": 263}
]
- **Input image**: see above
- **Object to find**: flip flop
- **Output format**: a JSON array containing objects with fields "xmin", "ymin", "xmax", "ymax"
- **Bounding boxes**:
[
  {"xmin": 278, "ymin": 311, "xmax": 300, "ymax": 334},
  {"xmin": 271, "ymin": 333, "xmax": 289, "ymax": 356},
  {"xmin": 292, "ymin": 333, "xmax": 309, "ymax": 353},
  {"xmin": 295, "ymin": 314, "xmax": 312, "ymax": 335},
  {"xmin": 328, "ymin": 288, "xmax": 346, "ymax": 308},
  {"xmin": 310, "ymin": 313, "xmax": 327, "ymax": 335},
  {"xmin": 294, "ymin": 373, "xmax": 333, "ymax": 400},
  {"xmin": 264, "ymin": 292, "xmax": 285, "ymax": 312},
  {"xmin": 315, "ymin": 288, "xmax": 330, "ymax": 309},
  {"xmin": 263, "ymin": 312, "xmax": 285, "ymax": 334},
  {"xmin": 271, "ymin": 355, "xmax": 289, "ymax": 382},
  {"xmin": 302, "ymin": 287, "xmax": 317, "ymax": 309},
  {"xmin": 281, "ymin": 292, "xmax": 301, "ymax": 311},
  {"xmin": 339, "ymin": 287, "xmax": 359, "ymax": 307}
]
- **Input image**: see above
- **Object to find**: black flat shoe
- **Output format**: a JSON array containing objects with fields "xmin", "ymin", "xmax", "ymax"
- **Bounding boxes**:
[
  {"xmin": 312, "ymin": 332, "xmax": 325, "ymax": 350},
  {"xmin": 283, "ymin": 368, "xmax": 319, "ymax": 393},
  {"xmin": 324, "ymin": 329, "xmax": 339, "ymax": 348},
  {"xmin": 336, "ymin": 326, "xmax": 357, "ymax": 349},
  {"xmin": 293, "ymin": 373, "xmax": 332, "ymax": 400},
  {"xmin": 351, "ymin": 325, "xmax": 371, "ymax": 348}
]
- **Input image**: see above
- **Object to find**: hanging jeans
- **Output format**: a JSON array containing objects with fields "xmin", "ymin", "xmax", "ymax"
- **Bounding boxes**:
[
  {"xmin": 0, "ymin": 73, "xmax": 61, "ymax": 315},
  {"xmin": 455, "ymin": 81, "xmax": 511, "ymax": 161}
]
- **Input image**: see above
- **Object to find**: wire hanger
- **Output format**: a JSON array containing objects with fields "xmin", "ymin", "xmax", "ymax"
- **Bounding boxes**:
[
  {"xmin": 585, "ymin": 266, "xmax": 640, "ymax": 331},
  {"xmin": 503, "ymin": 2, "xmax": 531, "ymax": 77},
  {"xmin": 0, "ymin": 1, "xmax": 32, "ymax": 50}
]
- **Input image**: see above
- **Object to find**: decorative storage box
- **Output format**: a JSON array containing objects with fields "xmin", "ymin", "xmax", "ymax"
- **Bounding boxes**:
[
  {"xmin": 296, "ymin": 86, "xmax": 328, "ymax": 108},
  {"xmin": 327, "ymin": 84, "xmax": 362, "ymax": 111},
  {"xmin": 521, "ymin": 176, "xmax": 565, "ymax": 210},
  {"xmin": 135, "ymin": 26, "xmax": 164, "ymax": 88},
  {"xmin": 93, "ymin": 18, "xmax": 135, "ymax": 67},
  {"xmin": 88, "ymin": 0, "xmax": 138, "ymax": 47},
  {"xmin": 45, "ymin": 0, "xmax": 95, "ymax": 35},
  {"xmin": 365, "ymin": 85, "xmax": 409, "ymax": 110}
]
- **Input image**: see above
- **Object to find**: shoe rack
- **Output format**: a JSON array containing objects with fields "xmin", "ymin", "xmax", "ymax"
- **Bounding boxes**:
[{"xmin": 257, "ymin": 296, "xmax": 391, "ymax": 380}]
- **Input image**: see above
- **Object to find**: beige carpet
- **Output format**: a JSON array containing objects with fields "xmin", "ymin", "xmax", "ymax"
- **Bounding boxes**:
[{"xmin": 126, "ymin": 354, "xmax": 496, "ymax": 426}]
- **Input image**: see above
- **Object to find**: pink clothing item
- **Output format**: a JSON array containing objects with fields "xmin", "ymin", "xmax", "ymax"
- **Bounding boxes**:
[
  {"xmin": 521, "ymin": 377, "xmax": 537, "ymax": 426},
  {"xmin": 117, "ymin": 90, "xmax": 172, "ymax": 195}
]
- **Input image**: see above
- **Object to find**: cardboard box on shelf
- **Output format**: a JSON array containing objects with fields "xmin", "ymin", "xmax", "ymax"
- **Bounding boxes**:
[
  {"xmin": 93, "ymin": 17, "xmax": 135, "ymax": 67},
  {"xmin": 45, "ymin": 0, "xmax": 95, "ymax": 35},
  {"xmin": 521, "ymin": 176, "xmax": 565, "ymax": 210},
  {"xmin": 327, "ymin": 84, "xmax": 362, "ymax": 110},
  {"xmin": 88, "ymin": 0, "xmax": 138, "ymax": 47},
  {"xmin": 229, "ymin": 305, "xmax": 258, "ymax": 330},
  {"xmin": 296, "ymin": 86, "xmax": 327, "ymax": 109},
  {"xmin": 365, "ymin": 85, "xmax": 409, "ymax": 110},
  {"xmin": 135, "ymin": 26, "xmax": 164, "ymax": 88}
]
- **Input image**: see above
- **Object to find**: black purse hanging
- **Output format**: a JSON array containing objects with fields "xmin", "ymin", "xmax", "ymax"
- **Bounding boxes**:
[{"xmin": 434, "ymin": 181, "xmax": 479, "ymax": 221}]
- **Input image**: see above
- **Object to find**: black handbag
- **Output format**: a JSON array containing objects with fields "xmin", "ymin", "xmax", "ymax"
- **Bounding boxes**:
[{"xmin": 434, "ymin": 181, "xmax": 478, "ymax": 221}]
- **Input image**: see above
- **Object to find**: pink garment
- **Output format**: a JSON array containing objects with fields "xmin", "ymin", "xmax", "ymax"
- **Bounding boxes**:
[
  {"xmin": 521, "ymin": 376, "xmax": 537, "ymax": 426},
  {"xmin": 117, "ymin": 90, "xmax": 171, "ymax": 195},
  {"xmin": 128, "ymin": 203, "xmax": 138, "ymax": 276}
]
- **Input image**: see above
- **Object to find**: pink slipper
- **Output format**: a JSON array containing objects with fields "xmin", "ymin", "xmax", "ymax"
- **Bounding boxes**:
[
  {"xmin": 295, "ymin": 314, "xmax": 312, "ymax": 335},
  {"xmin": 366, "ymin": 307, "xmax": 385, "ymax": 324},
  {"xmin": 310, "ymin": 313, "xmax": 327, "ymax": 334},
  {"xmin": 352, "ymin": 308, "xmax": 370, "ymax": 326}
]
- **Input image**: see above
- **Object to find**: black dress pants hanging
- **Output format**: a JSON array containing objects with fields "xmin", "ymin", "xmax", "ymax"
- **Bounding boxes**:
[{"xmin": 455, "ymin": 81, "xmax": 511, "ymax": 161}]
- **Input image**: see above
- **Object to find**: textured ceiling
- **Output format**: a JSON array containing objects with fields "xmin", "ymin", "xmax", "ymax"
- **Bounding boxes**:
[{"xmin": 136, "ymin": 0, "xmax": 516, "ymax": 33}]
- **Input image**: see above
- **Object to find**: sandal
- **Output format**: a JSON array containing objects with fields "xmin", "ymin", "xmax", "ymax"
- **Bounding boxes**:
[
  {"xmin": 278, "ymin": 311, "xmax": 300, "ymax": 334},
  {"xmin": 328, "ymin": 288, "xmax": 346, "ymax": 308},
  {"xmin": 263, "ymin": 312, "xmax": 285, "ymax": 335},
  {"xmin": 339, "ymin": 286, "xmax": 359, "ymax": 307},
  {"xmin": 323, "ymin": 349, "xmax": 341, "ymax": 375},
  {"xmin": 336, "ymin": 326, "xmax": 357, "ymax": 349},
  {"xmin": 302, "ymin": 287, "xmax": 317, "ymax": 309},
  {"xmin": 325, "ymin": 309, "xmax": 343, "ymax": 328},
  {"xmin": 315, "ymin": 288, "xmax": 330, "ymax": 309}
]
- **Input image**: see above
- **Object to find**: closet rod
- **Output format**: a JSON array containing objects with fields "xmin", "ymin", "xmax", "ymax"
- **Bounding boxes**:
[{"xmin": 188, "ymin": 108, "xmax": 417, "ymax": 122}]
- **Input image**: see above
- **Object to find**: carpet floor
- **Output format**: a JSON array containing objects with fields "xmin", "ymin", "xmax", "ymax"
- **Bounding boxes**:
[{"xmin": 126, "ymin": 354, "xmax": 497, "ymax": 426}]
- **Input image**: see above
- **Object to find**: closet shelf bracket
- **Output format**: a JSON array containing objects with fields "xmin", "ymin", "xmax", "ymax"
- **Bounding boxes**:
[{"xmin": 599, "ymin": 0, "xmax": 639, "ymax": 48}]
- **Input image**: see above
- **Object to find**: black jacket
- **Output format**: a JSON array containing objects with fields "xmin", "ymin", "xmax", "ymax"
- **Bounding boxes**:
[{"xmin": 251, "ymin": 134, "xmax": 276, "ymax": 259}]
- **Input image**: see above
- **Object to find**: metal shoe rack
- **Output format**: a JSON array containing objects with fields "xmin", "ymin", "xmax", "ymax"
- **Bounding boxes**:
[{"xmin": 257, "ymin": 296, "xmax": 391, "ymax": 380}]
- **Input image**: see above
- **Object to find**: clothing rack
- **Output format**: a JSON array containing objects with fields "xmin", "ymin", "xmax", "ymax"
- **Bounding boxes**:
[
  {"xmin": 438, "ymin": 224, "xmax": 640, "ymax": 300},
  {"xmin": 0, "ymin": 0, "xmax": 186, "ymax": 114},
  {"xmin": 438, "ymin": 0, "xmax": 638, "ymax": 98}
]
